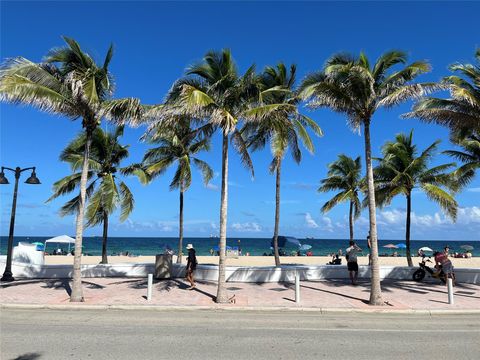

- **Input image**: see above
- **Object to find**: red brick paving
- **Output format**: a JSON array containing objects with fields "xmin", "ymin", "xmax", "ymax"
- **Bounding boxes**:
[{"xmin": 1, "ymin": 278, "xmax": 479, "ymax": 310}]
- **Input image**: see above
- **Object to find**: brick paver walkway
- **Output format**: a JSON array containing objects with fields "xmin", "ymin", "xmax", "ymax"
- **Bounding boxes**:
[{"xmin": 2, "ymin": 278, "xmax": 479, "ymax": 310}]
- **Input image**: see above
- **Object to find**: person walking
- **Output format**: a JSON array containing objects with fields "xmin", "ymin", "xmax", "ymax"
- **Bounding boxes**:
[
  {"xmin": 346, "ymin": 240, "xmax": 362, "ymax": 285},
  {"xmin": 185, "ymin": 244, "xmax": 197, "ymax": 290}
]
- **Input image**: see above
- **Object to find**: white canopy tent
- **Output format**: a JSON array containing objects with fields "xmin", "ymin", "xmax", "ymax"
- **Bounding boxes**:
[{"xmin": 44, "ymin": 235, "xmax": 76, "ymax": 254}]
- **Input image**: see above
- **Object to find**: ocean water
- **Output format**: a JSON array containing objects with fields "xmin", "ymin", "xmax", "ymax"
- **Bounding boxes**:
[{"xmin": 1, "ymin": 236, "xmax": 479, "ymax": 257}]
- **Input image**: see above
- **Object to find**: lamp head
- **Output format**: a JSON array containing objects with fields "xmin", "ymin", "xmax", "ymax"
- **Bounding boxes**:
[
  {"xmin": 25, "ymin": 168, "xmax": 41, "ymax": 185},
  {"xmin": 0, "ymin": 169, "xmax": 9, "ymax": 185}
]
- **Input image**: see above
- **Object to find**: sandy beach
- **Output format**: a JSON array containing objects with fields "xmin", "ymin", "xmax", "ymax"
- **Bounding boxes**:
[{"xmin": 44, "ymin": 255, "xmax": 480, "ymax": 268}]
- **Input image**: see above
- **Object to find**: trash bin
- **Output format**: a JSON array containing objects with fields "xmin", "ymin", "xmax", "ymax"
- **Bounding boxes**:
[{"xmin": 155, "ymin": 254, "xmax": 172, "ymax": 279}]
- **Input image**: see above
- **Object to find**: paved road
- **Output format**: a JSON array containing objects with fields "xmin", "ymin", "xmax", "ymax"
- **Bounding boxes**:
[{"xmin": 1, "ymin": 309, "xmax": 479, "ymax": 360}]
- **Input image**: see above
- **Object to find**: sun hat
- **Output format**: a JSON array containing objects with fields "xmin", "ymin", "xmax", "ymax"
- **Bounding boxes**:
[{"xmin": 186, "ymin": 244, "xmax": 194, "ymax": 250}]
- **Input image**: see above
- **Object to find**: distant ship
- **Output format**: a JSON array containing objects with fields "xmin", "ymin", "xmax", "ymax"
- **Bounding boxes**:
[
  {"xmin": 210, "ymin": 234, "xmax": 219, "ymax": 239},
  {"xmin": 306, "ymin": 236, "xmax": 315, "ymax": 240}
]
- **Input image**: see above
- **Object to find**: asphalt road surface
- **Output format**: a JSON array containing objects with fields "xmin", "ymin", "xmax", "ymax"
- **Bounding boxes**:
[{"xmin": 1, "ymin": 308, "xmax": 479, "ymax": 360}]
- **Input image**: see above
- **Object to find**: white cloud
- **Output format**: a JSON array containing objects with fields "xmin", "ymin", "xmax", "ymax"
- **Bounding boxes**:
[
  {"xmin": 305, "ymin": 212, "xmax": 319, "ymax": 228},
  {"xmin": 287, "ymin": 182, "xmax": 317, "ymax": 190},
  {"xmin": 321, "ymin": 216, "xmax": 334, "ymax": 232},
  {"xmin": 228, "ymin": 181, "xmax": 243, "ymax": 188},
  {"xmin": 206, "ymin": 183, "xmax": 219, "ymax": 191},
  {"xmin": 456, "ymin": 206, "xmax": 480, "ymax": 224},
  {"xmin": 115, "ymin": 218, "xmax": 218, "ymax": 233},
  {"xmin": 378, "ymin": 209, "xmax": 405, "ymax": 225},
  {"xmin": 376, "ymin": 206, "xmax": 480, "ymax": 228},
  {"xmin": 231, "ymin": 222, "xmax": 262, "ymax": 232},
  {"xmin": 467, "ymin": 187, "xmax": 480, "ymax": 193}
]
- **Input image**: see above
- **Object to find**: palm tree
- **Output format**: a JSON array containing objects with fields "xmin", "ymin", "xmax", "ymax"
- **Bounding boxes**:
[
  {"xmin": 405, "ymin": 49, "xmax": 480, "ymax": 132},
  {"xmin": 374, "ymin": 130, "xmax": 458, "ymax": 266},
  {"xmin": 163, "ymin": 50, "xmax": 289, "ymax": 303},
  {"xmin": 318, "ymin": 155, "xmax": 362, "ymax": 242},
  {"xmin": 0, "ymin": 37, "xmax": 142, "ymax": 301},
  {"xmin": 299, "ymin": 51, "xmax": 435, "ymax": 305},
  {"xmin": 47, "ymin": 126, "xmax": 134, "ymax": 265},
  {"xmin": 242, "ymin": 63, "xmax": 322, "ymax": 267},
  {"xmin": 141, "ymin": 117, "xmax": 213, "ymax": 264}
]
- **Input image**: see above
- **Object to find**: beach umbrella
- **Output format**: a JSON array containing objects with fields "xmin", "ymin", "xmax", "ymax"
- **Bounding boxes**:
[
  {"xmin": 383, "ymin": 244, "xmax": 398, "ymax": 249},
  {"xmin": 32, "ymin": 242, "xmax": 44, "ymax": 251},
  {"xmin": 418, "ymin": 246, "xmax": 433, "ymax": 252},
  {"xmin": 272, "ymin": 236, "xmax": 301, "ymax": 248},
  {"xmin": 460, "ymin": 245, "xmax": 474, "ymax": 251},
  {"xmin": 299, "ymin": 244, "xmax": 312, "ymax": 251},
  {"xmin": 213, "ymin": 245, "xmax": 233, "ymax": 252},
  {"xmin": 395, "ymin": 243, "xmax": 407, "ymax": 249}
]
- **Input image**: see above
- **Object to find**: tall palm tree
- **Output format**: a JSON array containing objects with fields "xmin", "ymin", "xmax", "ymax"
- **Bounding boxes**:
[
  {"xmin": 47, "ymin": 126, "xmax": 134, "ymax": 265},
  {"xmin": 0, "ymin": 37, "xmax": 142, "ymax": 301},
  {"xmin": 405, "ymin": 49, "xmax": 480, "ymax": 132},
  {"xmin": 374, "ymin": 130, "xmax": 458, "ymax": 266},
  {"xmin": 299, "ymin": 51, "xmax": 435, "ymax": 305},
  {"xmin": 140, "ymin": 117, "xmax": 213, "ymax": 264},
  {"xmin": 163, "ymin": 50, "xmax": 289, "ymax": 303},
  {"xmin": 242, "ymin": 63, "xmax": 322, "ymax": 267},
  {"xmin": 319, "ymin": 155, "xmax": 362, "ymax": 242}
]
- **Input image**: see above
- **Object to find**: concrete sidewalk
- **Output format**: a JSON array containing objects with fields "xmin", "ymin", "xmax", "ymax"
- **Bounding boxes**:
[{"xmin": 1, "ymin": 278, "xmax": 479, "ymax": 312}]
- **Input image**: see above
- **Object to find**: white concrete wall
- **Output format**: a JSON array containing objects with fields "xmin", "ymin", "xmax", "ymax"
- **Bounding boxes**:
[{"xmin": 1, "ymin": 258, "xmax": 479, "ymax": 284}]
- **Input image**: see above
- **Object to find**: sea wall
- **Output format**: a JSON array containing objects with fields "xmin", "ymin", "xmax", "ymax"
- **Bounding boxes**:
[{"xmin": 1, "ymin": 258, "xmax": 479, "ymax": 284}]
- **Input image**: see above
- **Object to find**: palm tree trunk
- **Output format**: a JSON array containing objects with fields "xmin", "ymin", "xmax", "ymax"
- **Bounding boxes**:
[
  {"xmin": 405, "ymin": 192, "xmax": 413, "ymax": 267},
  {"xmin": 216, "ymin": 133, "xmax": 229, "ymax": 303},
  {"xmin": 70, "ymin": 125, "xmax": 94, "ymax": 302},
  {"xmin": 349, "ymin": 200, "xmax": 354, "ymax": 242},
  {"xmin": 101, "ymin": 210, "xmax": 108, "ymax": 264},
  {"xmin": 177, "ymin": 188, "xmax": 184, "ymax": 264},
  {"xmin": 363, "ymin": 120, "xmax": 383, "ymax": 306},
  {"xmin": 273, "ymin": 158, "xmax": 281, "ymax": 267}
]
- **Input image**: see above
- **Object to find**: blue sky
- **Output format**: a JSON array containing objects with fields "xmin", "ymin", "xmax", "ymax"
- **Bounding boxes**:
[{"xmin": 1, "ymin": 1, "xmax": 479, "ymax": 240}]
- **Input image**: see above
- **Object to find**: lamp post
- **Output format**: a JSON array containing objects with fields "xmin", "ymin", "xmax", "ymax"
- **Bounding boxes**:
[{"xmin": 0, "ymin": 166, "xmax": 41, "ymax": 282}]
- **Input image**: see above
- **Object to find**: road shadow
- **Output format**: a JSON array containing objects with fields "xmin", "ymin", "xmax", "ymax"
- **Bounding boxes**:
[{"xmin": 10, "ymin": 352, "xmax": 42, "ymax": 360}]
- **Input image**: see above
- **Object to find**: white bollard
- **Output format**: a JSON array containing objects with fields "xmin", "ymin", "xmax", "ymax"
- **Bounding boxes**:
[
  {"xmin": 147, "ymin": 273, "xmax": 153, "ymax": 301},
  {"xmin": 447, "ymin": 278, "xmax": 454, "ymax": 305},
  {"xmin": 295, "ymin": 270, "xmax": 300, "ymax": 304}
]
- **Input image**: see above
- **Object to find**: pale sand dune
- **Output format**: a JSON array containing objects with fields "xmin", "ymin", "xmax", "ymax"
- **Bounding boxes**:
[{"xmin": 44, "ymin": 255, "xmax": 480, "ymax": 268}]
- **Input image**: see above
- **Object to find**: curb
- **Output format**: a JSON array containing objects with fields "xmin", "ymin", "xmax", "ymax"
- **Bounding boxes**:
[{"xmin": 2, "ymin": 303, "xmax": 480, "ymax": 315}]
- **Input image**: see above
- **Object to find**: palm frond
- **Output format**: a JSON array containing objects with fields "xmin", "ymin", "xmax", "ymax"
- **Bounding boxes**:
[
  {"xmin": 119, "ymin": 181, "xmax": 134, "ymax": 222},
  {"xmin": 231, "ymin": 130, "xmax": 254, "ymax": 177},
  {"xmin": 192, "ymin": 158, "xmax": 213, "ymax": 185}
]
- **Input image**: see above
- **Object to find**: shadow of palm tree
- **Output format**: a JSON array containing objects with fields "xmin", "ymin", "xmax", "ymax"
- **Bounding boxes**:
[
  {"xmin": 298, "ymin": 283, "xmax": 370, "ymax": 304},
  {"xmin": 378, "ymin": 280, "xmax": 480, "ymax": 299},
  {"xmin": 1, "ymin": 279, "xmax": 46, "ymax": 288},
  {"xmin": 82, "ymin": 280, "xmax": 105, "ymax": 289},
  {"xmin": 169, "ymin": 279, "xmax": 217, "ymax": 301},
  {"xmin": 41, "ymin": 279, "xmax": 72, "ymax": 296},
  {"xmin": 11, "ymin": 352, "xmax": 41, "ymax": 360}
]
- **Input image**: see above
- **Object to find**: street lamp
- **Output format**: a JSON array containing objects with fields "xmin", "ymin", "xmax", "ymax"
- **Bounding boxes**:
[{"xmin": 1, "ymin": 166, "xmax": 41, "ymax": 282}]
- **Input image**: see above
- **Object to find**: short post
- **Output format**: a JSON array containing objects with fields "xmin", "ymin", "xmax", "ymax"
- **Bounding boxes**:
[
  {"xmin": 147, "ymin": 273, "xmax": 153, "ymax": 301},
  {"xmin": 447, "ymin": 278, "xmax": 454, "ymax": 305},
  {"xmin": 295, "ymin": 269, "xmax": 300, "ymax": 304}
]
